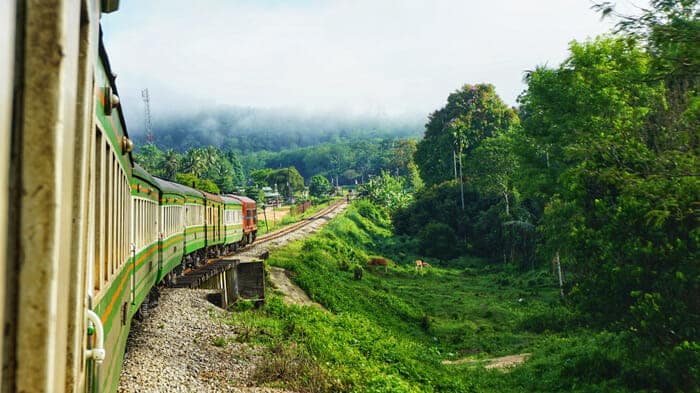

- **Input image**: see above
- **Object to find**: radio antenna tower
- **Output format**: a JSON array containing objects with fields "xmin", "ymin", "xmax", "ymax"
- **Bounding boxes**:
[{"xmin": 141, "ymin": 88, "xmax": 155, "ymax": 143}]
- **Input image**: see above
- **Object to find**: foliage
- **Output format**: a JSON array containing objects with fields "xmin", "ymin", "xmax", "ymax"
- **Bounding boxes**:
[
  {"xmin": 133, "ymin": 143, "xmax": 164, "ymax": 177},
  {"xmin": 517, "ymin": 30, "xmax": 699, "ymax": 391},
  {"xmin": 357, "ymin": 171, "xmax": 412, "ymax": 211},
  {"xmin": 250, "ymin": 167, "xmax": 305, "ymax": 198},
  {"xmin": 174, "ymin": 172, "xmax": 220, "ymax": 194},
  {"xmin": 308, "ymin": 175, "xmax": 333, "ymax": 198},
  {"xmin": 228, "ymin": 201, "xmax": 671, "ymax": 392},
  {"xmin": 131, "ymin": 107, "xmax": 422, "ymax": 153},
  {"xmin": 259, "ymin": 138, "xmax": 421, "ymax": 186},
  {"xmin": 414, "ymin": 84, "xmax": 518, "ymax": 187},
  {"xmin": 417, "ymin": 222, "xmax": 460, "ymax": 261},
  {"xmin": 134, "ymin": 143, "xmax": 244, "ymax": 193}
]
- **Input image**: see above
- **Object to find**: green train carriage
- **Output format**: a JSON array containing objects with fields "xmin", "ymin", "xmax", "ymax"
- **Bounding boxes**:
[
  {"xmin": 130, "ymin": 164, "xmax": 163, "ymax": 318},
  {"xmin": 1, "ymin": 2, "xmax": 259, "ymax": 391},
  {"xmin": 154, "ymin": 177, "xmax": 187, "ymax": 284},
  {"xmin": 221, "ymin": 195, "xmax": 245, "ymax": 253},
  {"xmin": 182, "ymin": 187, "xmax": 207, "ymax": 268},
  {"xmin": 202, "ymin": 191, "xmax": 225, "ymax": 256},
  {"xmin": 86, "ymin": 32, "xmax": 140, "ymax": 393}
]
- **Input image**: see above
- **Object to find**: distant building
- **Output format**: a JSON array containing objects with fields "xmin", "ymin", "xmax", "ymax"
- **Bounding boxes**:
[{"xmin": 262, "ymin": 186, "xmax": 281, "ymax": 206}]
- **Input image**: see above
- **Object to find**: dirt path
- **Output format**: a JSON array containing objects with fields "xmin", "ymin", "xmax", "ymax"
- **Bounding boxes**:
[
  {"xmin": 442, "ymin": 353, "xmax": 531, "ymax": 370},
  {"xmin": 268, "ymin": 267, "xmax": 325, "ymax": 310}
]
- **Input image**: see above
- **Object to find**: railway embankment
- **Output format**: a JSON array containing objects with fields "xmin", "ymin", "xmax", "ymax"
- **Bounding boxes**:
[{"xmin": 118, "ymin": 201, "xmax": 347, "ymax": 392}]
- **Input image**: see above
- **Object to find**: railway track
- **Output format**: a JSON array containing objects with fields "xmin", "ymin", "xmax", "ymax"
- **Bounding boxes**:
[
  {"xmin": 173, "ymin": 197, "xmax": 349, "ymax": 288},
  {"xmin": 254, "ymin": 197, "xmax": 347, "ymax": 244}
]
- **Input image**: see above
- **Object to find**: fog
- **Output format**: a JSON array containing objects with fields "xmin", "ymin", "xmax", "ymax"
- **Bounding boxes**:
[{"xmin": 101, "ymin": 0, "xmax": 643, "ymax": 133}]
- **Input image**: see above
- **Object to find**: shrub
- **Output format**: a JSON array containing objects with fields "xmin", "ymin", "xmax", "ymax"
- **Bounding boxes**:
[{"xmin": 418, "ymin": 222, "xmax": 461, "ymax": 260}]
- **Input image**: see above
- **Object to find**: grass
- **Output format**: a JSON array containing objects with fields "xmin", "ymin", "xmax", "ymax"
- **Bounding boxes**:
[{"xmin": 225, "ymin": 200, "xmax": 642, "ymax": 392}]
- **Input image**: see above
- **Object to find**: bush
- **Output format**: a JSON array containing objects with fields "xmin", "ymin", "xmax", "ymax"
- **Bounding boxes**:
[{"xmin": 418, "ymin": 222, "xmax": 461, "ymax": 260}]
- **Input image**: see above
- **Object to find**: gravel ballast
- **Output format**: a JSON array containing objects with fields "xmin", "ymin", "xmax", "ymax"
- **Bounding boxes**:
[{"xmin": 118, "ymin": 202, "xmax": 348, "ymax": 392}]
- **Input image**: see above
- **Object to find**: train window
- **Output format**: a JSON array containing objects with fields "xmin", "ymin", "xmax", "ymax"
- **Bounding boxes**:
[
  {"xmin": 93, "ymin": 131, "xmax": 103, "ymax": 292},
  {"xmin": 106, "ymin": 150, "xmax": 113, "ymax": 279}
]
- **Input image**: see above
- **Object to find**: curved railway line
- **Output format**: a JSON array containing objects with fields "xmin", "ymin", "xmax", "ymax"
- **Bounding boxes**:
[
  {"xmin": 172, "ymin": 197, "xmax": 349, "ymax": 289},
  {"xmin": 118, "ymin": 198, "xmax": 350, "ymax": 392},
  {"xmin": 254, "ymin": 197, "xmax": 348, "ymax": 244}
]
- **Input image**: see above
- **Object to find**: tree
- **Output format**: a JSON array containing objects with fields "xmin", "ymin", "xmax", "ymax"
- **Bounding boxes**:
[
  {"xmin": 414, "ymin": 84, "xmax": 518, "ymax": 187},
  {"xmin": 519, "ymin": 32, "xmax": 699, "ymax": 389},
  {"xmin": 309, "ymin": 175, "xmax": 332, "ymax": 198},
  {"xmin": 174, "ymin": 172, "xmax": 220, "ymax": 194},
  {"xmin": 133, "ymin": 143, "xmax": 165, "ymax": 177},
  {"xmin": 464, "ymin": 134, "xmax": 519, "ymax": 216},
  {"xmin": 182, "ymin": 148, "xmax": 209, "ymax": 178},
  {"xmin": 250, "ymin": 167, "xmax": 305, "ymax": 198},
  {"xmin": 358, "ymin": 171, "xmax": 411, "ymax": 211},
  {"xmin": 159, "ymin": 149, "xmax": 180, "ymax": 180}
]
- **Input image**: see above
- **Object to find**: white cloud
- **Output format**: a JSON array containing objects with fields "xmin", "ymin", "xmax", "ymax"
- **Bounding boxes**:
[{"xmin": 102, "ymin": 0, "xmax": 641, "ymax": 128}]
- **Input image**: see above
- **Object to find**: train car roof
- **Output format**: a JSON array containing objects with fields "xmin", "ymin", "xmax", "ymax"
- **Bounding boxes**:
[
  {"xmin": 202, "ymin": 191, "xmax": 223, "ymax": 204},
  {"xmin": 220, "ymin": 195, "xmax": 242, "ymax": 206},
  {"xmin": 178, "ymin": 182, "xmax": 205, "ymax": 199},
  {"xmin": 153, "ymin": 177, "xmax": 187, "ymax": 197},
  {"xmin": 132, "ymin": 164, "xmax": 160, "ymax": 189},
  {"xmin": 152, "ymin": 175, "xmax": 204, "ymax": 199},
  {"xmin": 227, "ymin": 194, "xmax": 257, "ymax": 205}
]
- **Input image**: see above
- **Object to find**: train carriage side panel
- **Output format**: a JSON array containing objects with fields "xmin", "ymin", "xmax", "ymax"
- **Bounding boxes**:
[
  {"xmin": 203, "ymin": 192, "xmax": 225, "ymax": 252},
  {"xmin": 0, "ymin": 1, "xmax": 13, "ymax": 387},
  {"xmin": 88, "ymin": 33, "xmax": 139, "ymax": 393},
  {"xmin": 154, "ymin": 177, "xmax": 187, "ymax": 281},
  {"xmin": 4, "ymin": 2, "xmax": 142, "ymax": 392},
  {"xmin": 182, "ymin": 187, "xmax": 206, "ymax": 256},
  {"xmin": 229, "ymin": 195, "xmax": 257, "ymax": 245},
  {"xmin": 221, "ymin": 195, "xmax": 244, "ymax": 249},
  {"xmin": 3, "ymin": 1, "xmax": 103, "ymax": 391},
  {"xmin": 130, "ymin": 164, "xmax": 161, "ymax": 311}
]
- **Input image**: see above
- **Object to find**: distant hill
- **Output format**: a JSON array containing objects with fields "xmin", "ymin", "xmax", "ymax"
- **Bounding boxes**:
[{"xmin": 131, "ymin": 107, "xmax": 425, "ymax": 153}]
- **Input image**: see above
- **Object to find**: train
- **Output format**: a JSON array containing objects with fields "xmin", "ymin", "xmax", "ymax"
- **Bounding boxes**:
[{"xmin": 1, "ymin": 2, "xmax": 257, "ymax": 392}]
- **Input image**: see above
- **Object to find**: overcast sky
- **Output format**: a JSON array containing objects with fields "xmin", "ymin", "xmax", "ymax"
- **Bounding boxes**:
[{"xmin": 101, "ymin": 0, "xmax": 641, "ymax": 127}]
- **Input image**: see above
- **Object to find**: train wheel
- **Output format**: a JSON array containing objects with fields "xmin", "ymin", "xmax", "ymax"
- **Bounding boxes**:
[
  {"xmin": 135, "ymin": 298, "xmax": 149, "ymax": 321},
  {"xmin": 149, "ymin": 287, "xmax": 160, "ymax": 308}
]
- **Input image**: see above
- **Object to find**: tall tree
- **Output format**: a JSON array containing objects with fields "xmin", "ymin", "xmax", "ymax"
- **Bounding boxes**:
[
  {"xmin": 159, "ymin": 149, "xmax": 180, "ymax": 180},
  {"xmin": 309, "ymin": 175, "xmax": 333, "ymax": 198},
  {"xmin": 519, "ymin": 32, "xmax": 698, "ymax": 388},
  {"xmin": 415, "ymin": 84, "xmax": 518, "ymax": 187}
]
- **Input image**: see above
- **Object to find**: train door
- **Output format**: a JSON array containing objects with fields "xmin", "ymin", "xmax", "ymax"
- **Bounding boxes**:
[
  {"xmin": 204, "ymin": 204, "xmax": 213, "ymax": 246},
  {"xmin": 216, "ymin": 205, "xmax": 222, "ymax": 241}
]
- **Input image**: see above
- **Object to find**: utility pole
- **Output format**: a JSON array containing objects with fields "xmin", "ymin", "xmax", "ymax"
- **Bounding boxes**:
[
  {"xmin": 458, "ymin": 144, "xmax": 465, "ymax": 210},
  {"xmin": 142, "ymin": 88, "xmax": 154, "ymax": 143}
]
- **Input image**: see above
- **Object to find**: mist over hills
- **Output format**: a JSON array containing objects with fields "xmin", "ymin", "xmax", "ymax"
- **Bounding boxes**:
[{"xmin": 131, "ymin": 106, "xmax": 425, "ymax": 153}]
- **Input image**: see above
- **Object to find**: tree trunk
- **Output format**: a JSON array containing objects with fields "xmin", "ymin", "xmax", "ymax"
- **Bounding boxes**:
[{"xmin": 554, "ymin": 252, "xmax": 564, "ymax": 299}]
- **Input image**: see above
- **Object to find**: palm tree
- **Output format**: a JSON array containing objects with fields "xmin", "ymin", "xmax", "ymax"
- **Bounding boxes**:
[
  {"xmin": 183, "ymin": 148, "xmax": 207, "ymax": 178},
  {"xmin": 159, "ymin": 149, "xmax": 180, "ymax": 180}
]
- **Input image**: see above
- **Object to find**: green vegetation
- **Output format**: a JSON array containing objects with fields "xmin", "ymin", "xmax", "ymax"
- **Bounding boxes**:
[
  {"xmin": 135, "ymin": 144, "xmax": 245, "ymax": 193},
  {"xmin": 394, "ymin": 3, "xmax": 699, "ymax": 390},
  {"xmin": 134, "ymin": 108, "xmax": 422, "ymax": 153},
  {"xmin": 133, "ymin": 138, "xmax": 420, "ymax": 201},
  {"xmin": 309, "ymin": 175, "xmax": 333, "ymax": 198},
  {"xmin": 227, "ymin": 201, "xmax": 675, "ymax": 392},
  {"xmin": 136, "ymin": 2, "xmax": 697, "ymax": 389},
  {"xmin": 250, "ymin": 167, "xmax": 305, "ymax": 198},
  {"xmin": 174, "ymin": 172, "xmax": 220, "ymax": 194}
]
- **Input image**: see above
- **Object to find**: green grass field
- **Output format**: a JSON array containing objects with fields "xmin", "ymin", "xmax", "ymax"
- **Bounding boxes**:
[{"xmin": 223, "ymin": 201, "xmax": 638, "ymax": 392}]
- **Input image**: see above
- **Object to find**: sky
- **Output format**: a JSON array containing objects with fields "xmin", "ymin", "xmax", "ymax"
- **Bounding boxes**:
[{"xmin": 101, "ymin": 0, "xmax": 642, "ymax": 129}]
